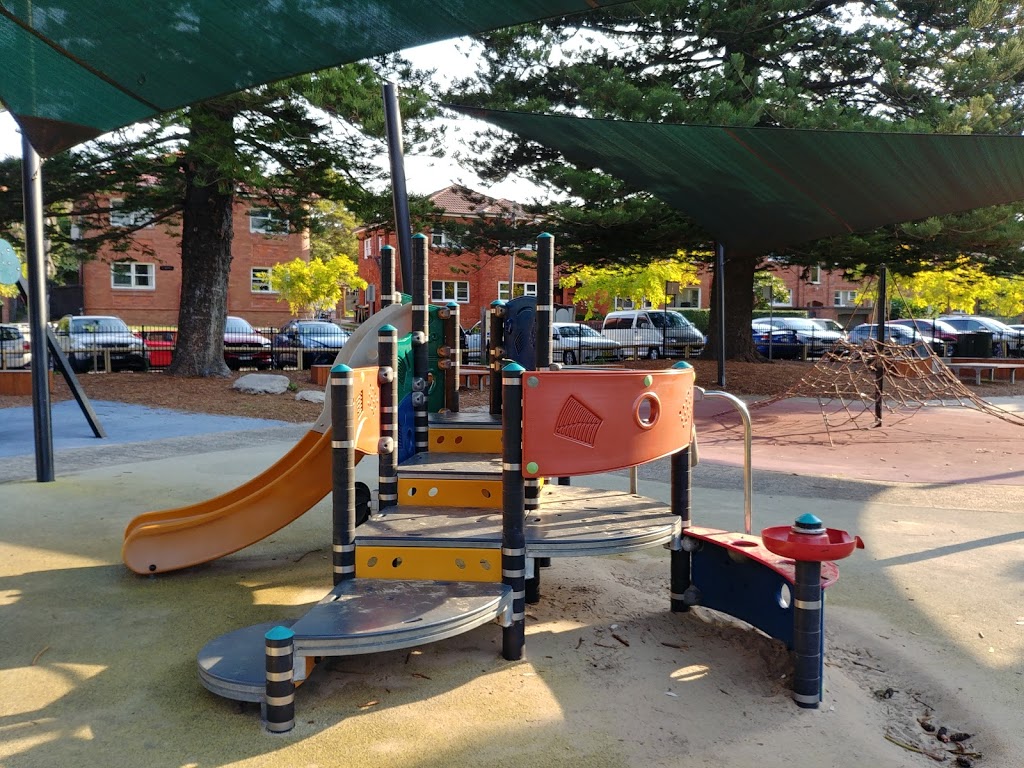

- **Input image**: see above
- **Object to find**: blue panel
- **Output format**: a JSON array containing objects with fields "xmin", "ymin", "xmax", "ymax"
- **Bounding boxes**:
[
  {"xmin": 503, "ymin": 295, "xmax": 537, "ymax": 370},
  {"xmin": 690, "ymin": 542, "xmax": 796, "ymax": 648},
  {"xmin": 397, "ymin": 394, "xmax": 416, "ymax": 463}
]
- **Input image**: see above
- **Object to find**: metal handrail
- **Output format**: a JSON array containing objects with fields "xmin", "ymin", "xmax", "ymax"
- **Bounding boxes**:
[{"xmin": 695, "ymin": 386, "xmax": 753, "ymax": 535}]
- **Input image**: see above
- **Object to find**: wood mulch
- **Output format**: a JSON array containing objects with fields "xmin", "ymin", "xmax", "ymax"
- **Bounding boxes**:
[{"xmin": 0, "ymin": 358, "xmax": 1019, "ymax": 423}]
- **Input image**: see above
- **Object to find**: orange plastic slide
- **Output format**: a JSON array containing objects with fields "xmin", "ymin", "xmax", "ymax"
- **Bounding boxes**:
[{"xmin": 121, "ymin": 303, "xmax": 411, "ymax": 575}]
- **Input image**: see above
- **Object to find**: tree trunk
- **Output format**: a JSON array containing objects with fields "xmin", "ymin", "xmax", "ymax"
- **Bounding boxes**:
[
  {"xmin": 704, "ymin": 250, "xmax": 761, "ymax": 362},
  {"xmin": 167, "ymin": 104, "xmax": 236, "ymax": 377}
]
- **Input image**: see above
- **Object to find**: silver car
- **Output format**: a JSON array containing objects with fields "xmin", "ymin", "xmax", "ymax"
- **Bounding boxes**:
[
  {"xmin": 0, "ymin": 323, "xmax": 30, "ymax": 369},
  {"xmin": 551, "ymin": 322, "xmax": 623, "ymax": 365}
]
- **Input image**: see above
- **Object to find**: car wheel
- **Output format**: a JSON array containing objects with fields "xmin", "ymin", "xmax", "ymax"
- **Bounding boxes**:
[
  {"xmin": 646, "ymin": 348, "xmax": 661, "ymax": 360},
  {"xmin": 127, "ymin": 354, "xmax": 150, "ymax": 373},
  {"xmin": 69, "ymin": 355, "xmax": 92, "ymax": 374},
  {"xmin": 562, "ymin": 350, "xmax": 578, "ymax": 366}
]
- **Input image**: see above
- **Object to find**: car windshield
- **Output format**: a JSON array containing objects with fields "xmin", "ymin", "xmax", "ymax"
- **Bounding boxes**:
[
  {"xmin": 778, "ymin": 318, "xmax": 824, "ymax": 331},
  {"xmin": 225, "ymin": 317, "xmax": 256, "ymax": 334},
  {"xmin": 71, "ymin": 317, "xmax": 130, "ymax": 334},
  {"xmin": 811, "ymin": 319, "xmax": 844, "ymax": 332},
  {"xmin": 649, "ymin": 312, "xmax": 692, "ymax": 329},
  {"xmin": 555, "ymin": 324, "xmax": 602, "ymax": 338}
]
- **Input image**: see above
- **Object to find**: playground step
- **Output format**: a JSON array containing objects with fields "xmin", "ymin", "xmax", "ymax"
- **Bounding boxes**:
[
  {"xmin": 366, "ymin": 485, "xmax": 682, "ymax": 557},
  {"xmin": 427, "ymin": 410, "xmax": 502, "ymax": 453},
  {"xmin": 197, "ymin": 580, "xmax": 512, "ymax": 703},
  {"xmin": 397, "ymin": 452, "xmax": 503, "ymax": 508}
]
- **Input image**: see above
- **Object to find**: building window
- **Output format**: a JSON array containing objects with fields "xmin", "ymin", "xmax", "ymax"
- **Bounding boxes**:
[
  {"xmin": 249, "ymin": 209, "xmax": 288, "ymax": 235},
  {"xmin": 498, "ymin": 281, "xmax": 537, "ymax": 301},
  {"xmin": 833, "ymin": 290, "xmax": 867, "ymax": 307},
  {"xmin": 613, "ymin": 296, "xmax": 653, "ymax": 310},
  {"xmin": 251, "ymin": 267, "xmax": 277, "ymax": 293},
  {"xmin": 772, "ymin": 288, "xmax": 793, "ymax": 307},
  {"xmin": 109, "ymin": 199, "xmax": 151, "ymax": 228},
  {"xmin": 431, "ymin": 230, "xmax": 449, "ymax": 248},
  {"xmin": 111, "ymin": 261, "xmax": 154, "ymax": 290},
  {"xmin": 807, "ymin": 265, "xmax": 822, "ymax": 284},
  {"xmin": 671, "ymin": 288, "xmax": 701, "ymax": 308},
  {"xmin": 431, "ymin": 280, "xmax": 469, "ymax": 303},
  {"xmin": 363, "ymin": 237, "xmax": 372, "ymax": 258}
]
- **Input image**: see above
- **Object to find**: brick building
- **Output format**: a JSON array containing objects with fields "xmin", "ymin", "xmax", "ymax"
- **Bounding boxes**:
[{"xmin": 73, "ymin": 196, "xmax": 309, "ymax": 326}]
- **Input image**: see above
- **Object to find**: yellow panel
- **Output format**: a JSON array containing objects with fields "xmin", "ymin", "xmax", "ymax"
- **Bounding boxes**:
[
  {"xmin": 429, "ymin": 428, "xmax": 502, "ymax": 454},
  {"xmin": 398, "ymin": 477, "xmax": 503, "ymax": 508},
  {"xmin": 356, "ymin": 545, "xmax": 501, "ymax": 582}
]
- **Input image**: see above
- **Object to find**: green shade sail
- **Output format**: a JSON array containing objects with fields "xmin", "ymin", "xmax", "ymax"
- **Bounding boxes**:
[
  {"xmin": 454, "ymin": 106, "xmax": 1024, "ymax": 255},
  {"xmin": 0, "ymin": 0, "xmax": 627, "ymax": 156}
]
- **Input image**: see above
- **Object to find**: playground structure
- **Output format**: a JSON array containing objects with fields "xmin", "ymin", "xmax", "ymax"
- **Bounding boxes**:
[{"xmin": 135, "ymin": 233, "xmax": 861, "ymax": 729}]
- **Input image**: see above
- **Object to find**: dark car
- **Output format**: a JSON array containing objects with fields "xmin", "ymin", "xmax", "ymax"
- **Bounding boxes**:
[
  {"xmin": 750, "ymin": 317, "xmax": 844, "ymax": 356},
  {"xmin": 888, "ymin": 318, "xmax": 960, "ymax": 355},
  {"xmin": 273, "ymin": 320, "xmax": 351, "ymax": 369},
  {"xmin": 938, "ymin": 314, "xmax": 1024, "ymax": 357},
  {"xmin": 752, "ymin": 327, "xmax": 809, "ymax": 360},
  {"xmin": 224, "ymin": 316, "xmax": 273, "ymax": 370},
  {"xmin": 848, "ymin": 323, "xmax": 945, "ymax": 356}
]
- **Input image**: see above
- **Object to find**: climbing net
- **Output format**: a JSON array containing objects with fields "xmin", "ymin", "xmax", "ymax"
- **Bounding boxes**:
[{"xmin": 750, "ymin": 338, "xmax": 1024, "ymax": 435}]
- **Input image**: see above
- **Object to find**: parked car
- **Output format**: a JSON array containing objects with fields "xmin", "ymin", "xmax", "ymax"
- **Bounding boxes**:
[
  {"xmin": 551, "ymin": 322, "xmax": 623, "ymax": 365},
  {"xmin": 273, "ymin": 319, "xmax": 351, "ymax": 369},
  {"xmin": 810, "ymin": 318, "xmax": 847, "ymax": 337},
  {"xmin": 847, "ymin": 323, "xmax": 945, "ymax": 356},
  {"xmin": 140, "ymin": 330, "xmax": 175, "ymax": 368},
  {"xmin": 938, "ymin": 314, "xmax": 1024, "ymax": 356},
  {"xmin": 0, "ymin": 323, "xmax": 31, "ymax": 369},
  {"xmin": 224, "ymin": 316, "xmax": 273, "ymax": 370},
  {"xmin": 55, "ymin": 314, "xmax": 150, "ymax": 372},
  {"xmin": 750, "ymin": 317, "xmax": 844, "ymax": 356},
  {"xmin": 752, "ymin": 327, "xmax": 809, "ymax": 360},
  {"xmin": 888, "ymin": 318, "xmax": 960, "ymax": 355},
  {"xmin": 600, "ymin": 309, "xmax": 705, "ymax": 359},
  {"xmin": 464, "ymin": 321, "xmax": 484, "ymax": 363}
]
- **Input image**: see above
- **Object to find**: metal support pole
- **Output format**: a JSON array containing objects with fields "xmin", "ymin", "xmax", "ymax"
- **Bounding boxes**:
[
  {"xmin": 489, "ymin": 300, "xmax": 506, "ymax": 416},
  {"xmin": 790, "ymin": 515, "xmax": 826, "ymax": 709},
  {"xmin": 669, "ymin": 446, "xmax": 691, "ymax": 613},
  {"xmin": 377, "ymin": 325, "xmax": 398, "ymax": 512},
  {"xmin": 263, "ymin": 626, "xmax": 296, "ymax": 733},
  {"xmin": 442, "ymin": 301, "xmax": 460, "ymax": 412},
  {"xmin": 715, "ymin": 242, "xmax": 726, "ymax": 388},
  {"xmin": 330, "ymin": 364, "xmax": 356, "ymax": 586},
  {"xmin": 411, "ymin": 233, "xmax": 430, "ymax": 455},
  {"xmin": 535, "ymin": 232, "xmax": 553, "ymax": 370},
  {"xmin": 874, "ymin": 265, "xmax": 887, "ymax": 426},
  {"xmin": 501, "ymin": 363, "xmax": 526, "ymax": 661},
  {"xmin": 380, "ymin": 244, "xmax": 396, "ymax": 308},
  {"xmin": 383, "ymin": 82, "xmax": 413, "ymax": 292},
  {"xmin": 22, "ymin": 136, "xmax": 53, "ymax": 482}
]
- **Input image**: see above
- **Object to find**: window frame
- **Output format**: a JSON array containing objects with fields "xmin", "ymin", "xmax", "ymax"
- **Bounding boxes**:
[
  {"xmin": 111, "ymin": 261, "xmax": 155, "ymax": 290},
  {"xmin": 109, "ymin": 198, "xmax": 152, "ymax": 229},
  {"xmin": 430, "ymin": 279, "xmax": 470, "ymax": 304},
  {"xmin": 497, "ymin": 281, "xmax": 538, "ymax": 301},
  {"xmin": 248, "ymin": 208, "xmax": 289, "ymax": 235},
  {"xmin": 833, "ymin": 289, "xmax": 858, "ymax": 307},
  {"xmin": 250, "ymin": 267, "xmax": 277, "ymax": 294},
  {"xmin": 808, "ymin": 265, "xmax": 822, "ymax": 284}
]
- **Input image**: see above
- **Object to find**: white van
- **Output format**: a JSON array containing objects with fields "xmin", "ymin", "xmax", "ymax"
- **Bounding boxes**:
[{"xmin": 600, "ymin": 309, "xmax": 705, "ymax": 359}]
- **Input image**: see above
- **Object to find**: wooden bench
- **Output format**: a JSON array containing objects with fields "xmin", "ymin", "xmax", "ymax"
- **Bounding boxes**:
[
  {"xmin": 459, "ymin": 365, "xmax": 490, "ymax": 390},
  {"xmin": 0, "ymin": 370, "xmax": 53, "ymax": 396}
]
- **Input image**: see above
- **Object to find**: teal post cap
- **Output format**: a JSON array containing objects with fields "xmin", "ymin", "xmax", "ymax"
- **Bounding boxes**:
[
  {"xmin": 502, "ymin": 362, "xmax": 526, "ymax": 373},
  {"xmin": 379, "ymin": 324, "xmax": 397, "ymax": 332},
  {"xmin": 265, "ymin": 625, "xmax": 295, "ymax": 642},
  {"xmin": 537, "ymin": 232, "xmax": 553, "ymax": 239},
  {"xmin": 412, "ymin": 232, "xmax": 427, "ymax": 240},
  {"xmin": 490, "ymin": 299, "xmax": 506, "ymax": 307},
  {"xmin": 672, "ymin": 361, "xmax": 693, "ymax": 369},
  {"xmin": 331, "ymin": 363, "xmax": 353, "ymax": 373}
]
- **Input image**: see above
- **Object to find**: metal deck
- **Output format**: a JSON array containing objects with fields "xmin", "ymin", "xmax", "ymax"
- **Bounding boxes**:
[
  {"xmin": 397, "ymin": 451, "xmax": 502, "ymax": 479},
  {"xmin": 198, "ymin": 580, "xmax": 512, "ymax": 702},
  {"xmin": 428, "ymin": 410, "xmax": 502, "ymax": 428},
  {"xmin": 363, "ymin": 485, "xmax": 681, "ymax": 557}
]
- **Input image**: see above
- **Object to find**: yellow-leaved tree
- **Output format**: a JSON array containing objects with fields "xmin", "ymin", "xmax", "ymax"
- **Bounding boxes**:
[
  {"xmin": 869, "ymin": 257, "xmax": 1024, "ymax": 319},
  {"xmin": 559, "ymin": 256, "xmax": 701, "ymax": 319},
  {"xmin": 269, "ymin": 258, "xmax": 367, "ymax": 318}
]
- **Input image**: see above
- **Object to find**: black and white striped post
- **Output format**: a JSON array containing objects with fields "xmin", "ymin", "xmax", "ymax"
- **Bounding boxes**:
[
  {"xmin": 501, "ymin": 362, "xmax": 527, "ymax": 661},
  {"xmin": 671, "ymin": 362, "xmax": 694, "ymax": 613},
  {"xmin": 330, "ymin": 363, "xmax": 356, "ymax": 586},
  {"xmin": 791, "ymin": 513, "xmax": 825, "ymax": 709},
  {"xmin": 411, "ymin": 233, "xmax": 430, "ymax": 455},
  {"xmin": 263, "ymin": 625, "xmax": 295, "ymax": 734},
  {"xmin": 377, "ymin": 325, "xmax": 398, "ymax": 513},
  {"xmin": 441, "ymin": 300, "xmax": 460, "ymax": 412},
  {"xmin": 535, "ymin": 232, "xmax": 554, "ymax": 370},
  {"xmin": 489, "ymin": 300, "xmax": 506, "ymax": 416},
  {"xmin": 380, "ymin": 244, "xmax": 396, "ymax": 308}
]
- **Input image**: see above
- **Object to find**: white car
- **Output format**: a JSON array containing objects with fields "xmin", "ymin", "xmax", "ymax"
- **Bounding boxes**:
[
  {"xmin": 56, "ymin": 314, "xmax": 149, "ymax": 372},
  {"xmin": 0, "ymin": 323, "xmax": 31, "ymax": 369},
  {"xmin": 551, "ymin": 322, "xmax": 623, "ymax": 365}
]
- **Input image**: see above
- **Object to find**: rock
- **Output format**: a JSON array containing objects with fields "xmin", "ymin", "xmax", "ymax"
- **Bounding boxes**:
[
  {"xmin": 295, "ymin": 389, "xmax": 325, "ymax": 404},
  {"xmin": 233, "ymin": 373, "xmax": 290, "ymax": 395}
]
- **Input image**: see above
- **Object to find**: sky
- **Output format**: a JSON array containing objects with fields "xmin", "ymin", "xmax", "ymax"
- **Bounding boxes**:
[{"xmin": 0, "ymin": 40, "xmax": 546, "ymax": 205}]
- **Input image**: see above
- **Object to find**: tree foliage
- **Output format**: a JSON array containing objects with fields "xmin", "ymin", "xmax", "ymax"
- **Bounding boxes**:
[
  {"xmin": 870, "ymin": 258, "xmax": 1024, "ymax": 319},
  {"xmin": 560, "ymin": 257, "xmax": 700, "ymax": 319},
  {"xmin": 0, "ymin": 57, "xmax": 438, "ymax": 376},
  {"xmin": 270, "ymin": 257, "xmax": 367, "ymax": 318},
  {"xmin": 447, "ymin": 0, "xmax": 1024, "ymax": 358},
  {"xmin": 309, "ymin": 199, "xmax": 361, "ymax": 263}
]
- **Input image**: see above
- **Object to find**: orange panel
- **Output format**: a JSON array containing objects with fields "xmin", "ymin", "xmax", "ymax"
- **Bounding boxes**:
[
  {"xmin": 520, "ymin": 367, "xmax": 694, "ymax": 478},
  {"xmin": 350, "ymin": 366, "xmax": 382, "ymax": 456}
]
